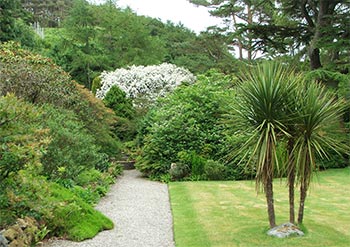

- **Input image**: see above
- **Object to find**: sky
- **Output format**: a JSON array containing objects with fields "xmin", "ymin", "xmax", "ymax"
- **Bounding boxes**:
[{"xmin": 90, "ymin": 0, "xmax": 222, "ymax": 33}]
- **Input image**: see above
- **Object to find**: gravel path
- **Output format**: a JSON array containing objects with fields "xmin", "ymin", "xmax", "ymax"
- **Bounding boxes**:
[{"xmin": 45, "ymin": 169, "xmax": 175, "ymax": 247}]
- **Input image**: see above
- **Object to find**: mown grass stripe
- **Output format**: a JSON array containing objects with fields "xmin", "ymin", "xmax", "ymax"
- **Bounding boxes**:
[{"xmin": 169, "ymin": 182, "xmax": 211, "ymax": 247}]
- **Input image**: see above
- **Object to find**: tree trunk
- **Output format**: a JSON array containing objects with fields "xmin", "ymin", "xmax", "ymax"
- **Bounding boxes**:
[
  {"xmin": 289, "ymin": 171, "xmax": 296, "ymax": 224},
  {"xmin": 297, "ymin": 179, "xmax": 308, "ymax": 224},
  {"xmin": 287, "ymin": 138, "xmax": 295, "ymax": 224},
  {"xmin": 308, "ymin": 47, "xmax": 322, "ymax": 70},
  {"xmin": 265, "ymin": 175, "xmax": 276, "ymax": 228},
  {"xmin": 305, "ymin": 0, "xmax": 337, "ymax": 70},
  {"xmin": 247, "ymin": 4, "xmax": 253, "ymax": 61},
  {"xmin": 232, "ymin": 14, "xmax": 243, "ymax": 60},
  {"xmin": 263, "ymin": 136, "xmax": 276, "ymax": 229},
  {"xmin": 298, "ymin": 153, "xmax": 311, "ymax": 225},
  {"xmin": 238, "ymin": 41, "xmax": 243, "ymax": 60}
]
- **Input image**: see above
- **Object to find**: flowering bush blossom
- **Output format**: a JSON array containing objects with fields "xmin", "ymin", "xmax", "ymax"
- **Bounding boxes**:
[{"xmin": 96, "ymin": 63, "xmax": 196, "ymax": 107}]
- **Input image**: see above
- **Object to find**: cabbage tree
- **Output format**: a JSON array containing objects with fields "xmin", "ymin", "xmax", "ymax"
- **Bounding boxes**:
[
  {"xmin": 289, "ymin": 82, "xmax": 347, "ymax": 224},
  {"xmin": 235, "ymin": 62, "xmax": 297, "ymax": 228}
]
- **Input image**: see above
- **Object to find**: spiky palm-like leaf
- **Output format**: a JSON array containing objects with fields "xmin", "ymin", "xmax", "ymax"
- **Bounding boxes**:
[
  {"xmin": 291, "ymin": 81, "xmax": 348, "ymax": 224},
  {"xmin": 235, "ymin": 62, "xmax": 299, "ymax": 228},
  {"xmin": 237, "ymin": 62, "xmax": 298, "ymax": 188}
]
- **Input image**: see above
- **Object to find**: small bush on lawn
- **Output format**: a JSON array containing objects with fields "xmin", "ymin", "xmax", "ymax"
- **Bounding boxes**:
[
  {"xmin": 177, "ymin": 151, "xmax": 206, "ymax": 178},
  {"xmin": 203, "ymin": 160, "xmax": 229, "ymax": 181},
  {"xmin": 169, "ymin": 163, "xmax": 190, "ymax": 181}
]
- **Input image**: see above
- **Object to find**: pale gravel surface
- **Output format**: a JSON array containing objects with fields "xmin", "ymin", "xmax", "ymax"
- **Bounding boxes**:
[{"xmin": 44, "ymin": 169, "xmax": 175, "ymax": 247}]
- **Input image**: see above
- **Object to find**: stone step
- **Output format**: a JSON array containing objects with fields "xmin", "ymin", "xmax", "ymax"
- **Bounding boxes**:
[{"xmin": 117, "ymin": 160, "xmax": 135, "ymax": 170}]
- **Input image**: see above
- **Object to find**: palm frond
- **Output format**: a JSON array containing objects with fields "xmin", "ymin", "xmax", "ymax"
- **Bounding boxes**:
[
  {"xmin": 292, "ymin": 81, "xmax": 348, "ymax": 187},
  {"xmin": 233, "ymin": 62, "xmax": 300, "ymax": 190}
]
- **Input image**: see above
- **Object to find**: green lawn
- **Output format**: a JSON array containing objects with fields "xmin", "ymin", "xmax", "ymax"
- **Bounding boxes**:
[{"xmin": 169, "ymin": 168, "xmax": 350, "ymax": 247}]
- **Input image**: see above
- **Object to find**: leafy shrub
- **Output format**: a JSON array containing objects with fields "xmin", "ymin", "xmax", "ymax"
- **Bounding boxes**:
[
  {"xmin": 112, "ymin": 116, "xmax": 138, "ymax": 141},
  {"xmin": 305, "ymin": 68, "xmax": 349, "ymax": 89},
  {"xmin": 107, "ymin": 162, "xmax": 124, "ymax": 178},
  {"xmin": 75, "ymin": 168, "xmax": 114, "ymax": 195},
  {"xmin": 337, "ymin": 73, "xmax": 350, "ymax": 122},
  {"xmin": 103, "ymin": 85, "xmax": 135, "ymax": 119},
  {"xmin": 103, "ymin": 85, "xmax": 138, "ymax": 141},
  {"xmin": 40, "ymin": 106, "xmax": 109, "ymax": 180},
  {"xmin": 317, "ymin": 121, "xmax": 350, "ymax": 169},
  {"xmin": 169, "ymin": 163, "xmax": 190, "ymax": 181},
  {"xmin": 0, "ymin": 42, "xmax": 121, "ymax": 157},
  {"xmin": 177, "ymin": 151, "xmax": 206, "ymax": 177},
  {"xmin": 75, "ymin": 84, "xmax": 121, "ymax": 157},
  {"xmin": 96, "ymin": 63, "xmax": 196, "ymax": 107},
  {"xmin": 0, "ymin": 42, "xmax": 77, "ymax": 107},
  {"xmin": 71, "ymin": 186, "xmax": 99, "ymax": 205},
  {"xmin": 0, "ymin": 94, "xmax": 49, "ymax": 180},
  {"xmin": 203, "ymin": 160, "xmax": 228, "ymax": 181},
  {"xmin": 91, "ymin": 76, "xmax": 102, "ymax": 95},
  {"xmin": 137, "ymin": 73, "xmax": 235, "ymax": 179}
]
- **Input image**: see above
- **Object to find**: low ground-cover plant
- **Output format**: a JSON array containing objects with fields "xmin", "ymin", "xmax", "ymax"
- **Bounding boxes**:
[{"xmin": 0, "ymin": 171, "xmax": 113, "ymax": 241}]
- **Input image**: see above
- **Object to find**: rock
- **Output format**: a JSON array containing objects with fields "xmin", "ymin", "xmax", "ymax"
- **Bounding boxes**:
[
  {"xmin": 267, "ymin": 222, "xmax": 304, "ymax": 238},
  {"xmin": 0, "ymin": 233, "xmax": 8, "ymax": 247},
  {"xmin": 23, "ymin": 217, "xmax": 36, "ymax": 227},
  {"xmin": 8, "ymin": 239, "xmax": 25, "ymax": 247},
  {"xmin": 16, "ymin": 219, "xmax": 27, "ymax": 230},
  {"xmin": 18, "ymin": 233, "xmax": 30, "ymax": 246},
  {"xmin": 2, "ymin": 229, "xmax": 17, "ymax": 242}
]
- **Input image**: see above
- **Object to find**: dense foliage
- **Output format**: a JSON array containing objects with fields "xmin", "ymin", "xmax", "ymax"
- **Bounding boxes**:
[
  {"xmin": 40, "ymin": 106, "xmax": 109, "ymax": 180},
  {"xmin": 190, "ymin": 0, "xmax": 350, "ymax": 74},
  {"xmin": 0, "ymin": 95, "xmax": 49, "ymax": 180},
  {"xmin": 103, "ymin": 86, "xmax": 137, "ymax": 141},
  {"xmin": 0, "ymin": 171, "xmax": 114, "ymax": 240},
  {"xmin": 1, "ymin": 0, "xmax": 349, "ymax": 242},
  {"xmin": 35, "ymin": 1, "xmax": 236, "ymax": 88},
  {"xmin": 0, "ymin": 43, "xmax": 122, "ymax": 241},
  {"xmin": 96, "ymin": 63, "xmax": 196, "ymax": 108},
  {"xmin": 137, "ymin": 71, "xmax": 254, "ymax": 181},
  {"xmin": 0, "ymin": 42, "xmax": 120, "ymax": 157}
]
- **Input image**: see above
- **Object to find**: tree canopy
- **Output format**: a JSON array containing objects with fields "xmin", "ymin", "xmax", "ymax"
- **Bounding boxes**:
[{"xmin": 189, "ymin": 0, "xmax": 350, "ymax": 72}]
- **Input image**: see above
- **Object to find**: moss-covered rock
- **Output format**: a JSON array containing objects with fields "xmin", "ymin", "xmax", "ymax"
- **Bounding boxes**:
[{"xmin": 2, "ymin": 217, "xmax": 40, "ymax": 247}]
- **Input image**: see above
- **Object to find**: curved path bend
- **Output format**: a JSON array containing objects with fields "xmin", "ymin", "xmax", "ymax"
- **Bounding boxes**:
[{"xmin": 45, "ymin": 170, "xmax": 175, "ymax": 247}]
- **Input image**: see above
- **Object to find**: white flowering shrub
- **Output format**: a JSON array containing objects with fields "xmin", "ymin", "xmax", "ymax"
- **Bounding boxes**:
[{"xmin": 96, "ymin": 63, "xmax": 196, "ymax": 107}]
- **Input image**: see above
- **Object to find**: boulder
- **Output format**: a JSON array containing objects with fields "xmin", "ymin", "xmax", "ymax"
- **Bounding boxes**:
[
  {"xmin": 16, "ymin": 219, "xmax": 27, "ymax": 230},
  {"xmin": 8, "ymin": 239, "xmax": 25, "ymax": 247},
  {"xmin": 2, "ymin": 229, "xmax": 17, "ymax": 242},
  {"xmin": 267, "ymin": 222, "xmax": 304, "ymax": 238},
  {"xmin": 0, "ymin": 233, "xmax": 8, "ymax": 247}
]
